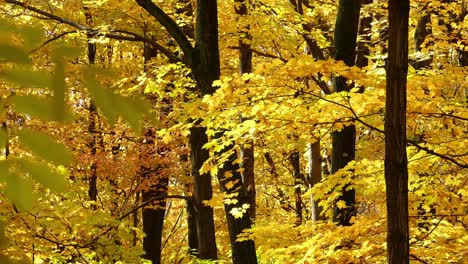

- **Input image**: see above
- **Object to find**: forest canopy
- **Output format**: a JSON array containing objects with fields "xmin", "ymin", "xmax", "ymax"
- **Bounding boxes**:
[{"xmin": 0, "ymin": 0, "xmax": 467, "ymax": 263}]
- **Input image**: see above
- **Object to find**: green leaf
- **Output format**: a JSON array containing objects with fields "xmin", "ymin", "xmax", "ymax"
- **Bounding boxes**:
[
  {"xmin": 54, "ymin": 46, "xmax": 82, "ymax": 59},
  {"xmin": 0, "ymin": 160, "xmax": 9, "ymax": 183},
  {"xmin": 11, "ymin": 95, "xmax": 73, "ymax": 121},
  {"xmin": 0, "ymin": 124, "xmax": 7, "ymax": 151},
  {"xmin": 51, "ymin": 60, "xmax": 66, "ymax": 121},
  {"xmin": 0, "ymin": 67, "xmax": 51, "ymax": 88},
  {"xmin": 17, "ymin": 128, "xmax": 73, "ymax": 165},
  {"xmin": 19, "ymin": 159, "xmax": 69, "ymax": 193},
  {"xmin": 87, "ymin": 78, "xmax": 119, "ymax": 125},
  {"xmin": 0, "ymin": 44, "xmax": 30, "ymax": 64},
  {"xmin": 20, "ymin": 26, "xmax": 44, "ymax": 50},
  {"xmin": 118, "ymin": 96, "xmax": 151, "ymax": 132},
  {"xmin": 5, "ymin": 173, "xmax": 33, "ymax": 210}
]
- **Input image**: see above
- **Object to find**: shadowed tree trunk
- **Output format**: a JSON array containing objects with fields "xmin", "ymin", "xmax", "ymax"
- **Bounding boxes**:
[
  {"xmin": 331, "ymin": 0, "xmax": 361, "ymax": 226},
  {"xmin": 217, "ymin": 146, "xmax": 257, "ymax": 264},
  {"xmin": 385, "ymin": 0, "xmax": 410, "ymax": 262},
  {"xmin": 235, "ymin": 0, "xmax": 255, "ymax": 221},
  {"xmin": 83, "ymin": 6, "xmax": 99, "ymax": 210},
  {"xmin": 289, "ymin": 151, "xmax": 303, "ymax": 226},
  {"xmin": 139, "ymin": 128, "xmax": 168, "ymax": 264}
]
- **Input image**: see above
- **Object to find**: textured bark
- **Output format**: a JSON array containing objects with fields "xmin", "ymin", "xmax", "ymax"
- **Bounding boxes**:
[
  {"xmin": 217, "ymin": 146, "xmax": 257, "ymax": 264},
  {"xmin": 385, "ymin": 0, "xmax": 410, "ymax": 263},
  {"xmin": 189, "ymin": 126, "xmax": 217, "ymax": 259},
  {"xmin": 331, "ymin": 0, "xmax": 361, "ymax": 226}
]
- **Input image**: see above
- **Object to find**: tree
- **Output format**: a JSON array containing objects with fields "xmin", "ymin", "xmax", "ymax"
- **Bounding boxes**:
[
  {"xmin": 330, "ymin": 0, "xmax": 361, "ymax": 226},
  {"xmin": 1, "ymin": 0, "xmax": 467, "ymax": 263},
  {"xmin": 385, "ymin": 0, "xmax": 410, "ymax": 262}
]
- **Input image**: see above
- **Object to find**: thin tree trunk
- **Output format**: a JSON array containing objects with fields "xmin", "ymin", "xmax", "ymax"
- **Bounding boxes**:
[
  {"xmin": 235, "ymin": 0, "xmax": 255, "ymax": 221},
  {"xmin": 289, "ymin": 151, "xmax": 303, "ymax": 226},
  {"xmin": 385, "ymin": 0, "xmax": 410, "ymax": 262},
  {"xmin": 84, "ymin": 6, "xmax": 98, "ymax": 209},
  {"xmin": 308, "ymin": 142, "xmax": 323, "ymax": 222},
  {"xmin": 140, "ymin": 128, "xmax": 168, "ymax": 264},
  {"xmin": 331, "ymin": 0, "xmax": 361, "ymax": 226}
]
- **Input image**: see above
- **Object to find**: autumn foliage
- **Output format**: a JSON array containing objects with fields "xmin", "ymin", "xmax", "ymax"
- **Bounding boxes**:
[{"xmin": 0, "ymin": 0, "xmax": 467, "ymax": 263}]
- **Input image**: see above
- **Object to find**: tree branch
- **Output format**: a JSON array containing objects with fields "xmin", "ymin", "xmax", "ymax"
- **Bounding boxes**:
[
  {"xmin": 5, "ymin": 0, "xmax": 179, "ymax": 62},
  {"xmin": 134, "ymin": 0, "xmax": 194, "ymax": 62},
  {"xmin": 5, "ymin": 0, "xmax": 87, "ymax": 30}
]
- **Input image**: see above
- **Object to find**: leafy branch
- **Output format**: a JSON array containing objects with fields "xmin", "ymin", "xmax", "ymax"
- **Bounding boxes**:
[{"xmin": 4, "ymin": 0, "xmax": 179, "ymax": 62}]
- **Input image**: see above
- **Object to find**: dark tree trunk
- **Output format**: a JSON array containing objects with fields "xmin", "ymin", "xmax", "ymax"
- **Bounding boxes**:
[
  {"xmin": 140, "ymin": 128, "xmax": 168, "ymax": 264},
  {"xmin": 289, "ymin": 151, "xmax": 303, "ymax": 226},
  {"xmin": 189, "ymin": 126, "xmax": 217, "ymax": 259},
  {"xmin": 385, "ymin": 0, "xmax": 410, "ymax": 263},
  {"xmin": 140, "ymin": 39, "xmax": 168, "ymax": 264},
  {"xmin": 331, "ymin": 0, "xmax": 361, "ymax": 226},
  {"xmin": 217, "ymin": 146, "xmax": 257, "ymax": 264},
  {"xmin": 188, "ymin": 0, "xmax": 221, "ymax": 259}
]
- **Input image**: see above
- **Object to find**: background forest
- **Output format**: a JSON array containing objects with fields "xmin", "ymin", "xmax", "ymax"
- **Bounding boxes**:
[{"xmin": 0, "ymin": 0, "xmax": 467, "ymax": 263}]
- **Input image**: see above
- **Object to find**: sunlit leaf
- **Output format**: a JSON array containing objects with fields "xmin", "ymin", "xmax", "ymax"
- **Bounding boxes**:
[{"xmin": 17, "ymin": 128, "xmax": 73, "ymax": 165}]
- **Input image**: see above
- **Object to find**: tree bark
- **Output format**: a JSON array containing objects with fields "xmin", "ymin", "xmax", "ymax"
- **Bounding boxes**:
[
  {"xmin": 385, "ymin": 0, "xmax": 410, "ymax": 263},
  {"xmin": 217, "ymin": 146, "xmax": 257, "ymax": 264},
  {"xmin": 189, "ymin": 126, "xmax": 218, "ymax": 259},
  {"xmin": 331, "ymin": 0, "xmax": 361, "ymax": 226}
]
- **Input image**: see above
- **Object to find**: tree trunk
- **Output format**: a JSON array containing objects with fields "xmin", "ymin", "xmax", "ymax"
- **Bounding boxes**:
[
  {"xmin": 217, "ymin": 146, "xmax": 257, "ymax": 264},
  {"xmin": 331, "ymin": 0, "xmax": 361, "ymax": 226},
  {"xmin": 189, "ymin": 126, "xmax": 217, "ymax": 259},
  {"xmin": 235, "ymin": 0, "xmax": 255, "ymax": 221},
  {"xmin": 139, "ymin": 38, "xmax": 168, "ymax": 264},
  {"xmin": 139, "ymin": 128, "xmax": 168, "ymax": 264},
  {"xmin": 385, "ymin": 0, "xmax": 410, "ymax": 262},
  {"xmin": 308, "ymin": 142, "xmax": 323, "ymax": 222},
  {"xmin": 289, "ymin": 151, "xmax": 303, "ymax": 226}
]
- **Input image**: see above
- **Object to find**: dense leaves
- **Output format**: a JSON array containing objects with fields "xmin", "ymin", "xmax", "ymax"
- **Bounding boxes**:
[{"xmin": 0, "ymin": 0, "xmax": 467, "ymax": 263}]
